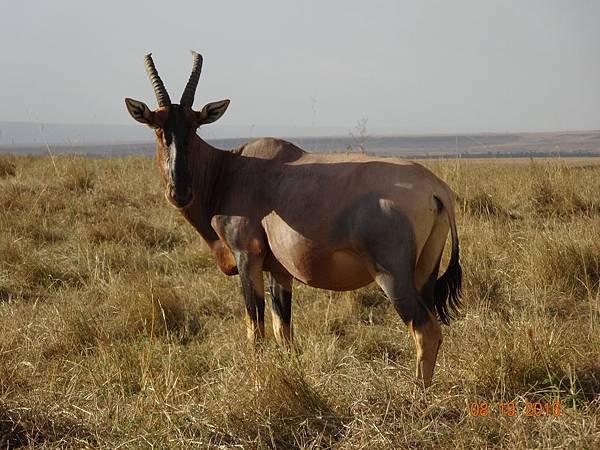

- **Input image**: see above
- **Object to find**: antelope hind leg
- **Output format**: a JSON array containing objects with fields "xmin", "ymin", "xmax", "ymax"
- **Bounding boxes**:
[{"xmin": 410, "ymin": 312, "xmax": 442, "ymax": 388}]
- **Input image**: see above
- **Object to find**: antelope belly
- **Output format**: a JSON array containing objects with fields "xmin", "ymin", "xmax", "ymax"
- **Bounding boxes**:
[
  {"xmin": 311, "ymin": 250, "xmax": 374, "ymax": 291},
  {"xmin": 266, "ymin": 231, "xmax": 372, "ymax": 291}
]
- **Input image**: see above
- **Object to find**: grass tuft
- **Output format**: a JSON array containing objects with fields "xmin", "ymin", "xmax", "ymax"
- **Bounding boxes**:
[
  {"xmin": 208, "ymin": 359, "xmax": 344, "ymax": 448},
  {"xmin": 0, "ymin": 156, "xmax": 16, "ymax": 177},
  {"xmin": 0, "ymin": 401, "xmax": 97, "ymax": 448},
  {"xmin": 61, "ymin": 159, "xmax": 96, "ymax": 192}
]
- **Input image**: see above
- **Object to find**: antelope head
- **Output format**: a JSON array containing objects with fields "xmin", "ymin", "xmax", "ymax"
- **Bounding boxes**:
[{"xmin": 125, "ymin": 52, "xmax": 230, "ymax": 209}]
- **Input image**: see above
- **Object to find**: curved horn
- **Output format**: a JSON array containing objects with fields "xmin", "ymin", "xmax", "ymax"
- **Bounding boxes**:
[
  {"xmin": 180, "ymin": 51, "xmax": 203, "ymax": 107},
  {"xmin": 144, "ymin": 53, "xmax": 171, "ymax": 107}
]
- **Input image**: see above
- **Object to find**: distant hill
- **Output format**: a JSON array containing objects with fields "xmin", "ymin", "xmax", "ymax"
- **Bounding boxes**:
[
  {"xmin": 0, "ymin": 121, "xmax": 359, "ymax": 146},
  {"xmin": 0, "ymin": 121, "xmax": 148, "ymax": 146},
  {"xmin": 1, "ymin": 121, "xmax": 599, "ymax": 158}
]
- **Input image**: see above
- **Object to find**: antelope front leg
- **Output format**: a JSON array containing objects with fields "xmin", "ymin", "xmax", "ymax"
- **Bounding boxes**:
[
  {"xmin": 210, "ymin": 215, "xmax": 268, "ymax": 349},
  {"xmin": 236, "ymin": 252, "xmax": 266, "ymax": 347},
  {"xmin": 267, "ymin": 272, "xmax": 293, "ymax": 348}
]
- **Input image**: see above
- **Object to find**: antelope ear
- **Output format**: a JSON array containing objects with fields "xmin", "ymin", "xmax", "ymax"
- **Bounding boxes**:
[
  {"xmin": 125, "ymin": 98, "xmax": 155, "ymax": 126},
  {"xmin": 196, "ymin": 99, "xmax": 230, "ymax": 125}
]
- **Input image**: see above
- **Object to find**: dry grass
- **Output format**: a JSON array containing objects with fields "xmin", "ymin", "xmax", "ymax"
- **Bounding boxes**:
[
  {"xmin": 0, "ymin": 156, "xmax": 16, "ymax": 178},
  {"xmin": 0, "ymin": 155, "xmax": 598, "ymax": 448}
]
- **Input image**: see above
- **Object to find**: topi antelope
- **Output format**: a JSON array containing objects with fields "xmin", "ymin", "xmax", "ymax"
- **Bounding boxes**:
[{"xmin": 125, "ymin": 52, "xmax": 462, "ymax": 387}]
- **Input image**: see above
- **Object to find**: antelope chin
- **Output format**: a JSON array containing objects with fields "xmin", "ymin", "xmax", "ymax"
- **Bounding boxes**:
[{"xmin": 165, "ymin": 190, "xmax": 194, "ymax": 209}]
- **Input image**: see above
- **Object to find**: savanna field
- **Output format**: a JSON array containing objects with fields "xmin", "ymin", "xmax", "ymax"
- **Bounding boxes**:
[{"xmin": 0, "ymin": 154, "xmax": 598, "ymax": 449}]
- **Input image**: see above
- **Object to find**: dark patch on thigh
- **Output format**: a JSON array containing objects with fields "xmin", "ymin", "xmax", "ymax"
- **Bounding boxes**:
[
  {"xmin": 331, "ymin": 192, "xmax": 382, "ymax": 245},
  {"xmin": 434, "ymin": 195, "xmax": 444, "ymax": 215},
  {"xmin": 332, "ymin": 192, "xmax": 418, "ymax": 269},
  {"xmin": 356, "ymin": 202, "xmax": 417, "ymax": 275}
]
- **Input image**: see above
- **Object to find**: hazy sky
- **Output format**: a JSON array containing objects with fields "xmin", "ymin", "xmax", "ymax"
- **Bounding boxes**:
[{"xmin": 1, "ymin": 0, "xmax": 599, "ymax": 135}]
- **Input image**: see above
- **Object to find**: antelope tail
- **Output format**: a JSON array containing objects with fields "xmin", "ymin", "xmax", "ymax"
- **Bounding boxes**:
[{"xmin": 433, "ymin": 191, "xmax": 463, "ymax": 325}]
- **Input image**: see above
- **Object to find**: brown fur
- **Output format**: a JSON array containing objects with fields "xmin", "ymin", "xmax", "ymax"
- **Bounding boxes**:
[
  {"xmin": 164, "ymin": 133, "xmax": 459, "ymax": 386},
  {"xmin": 125, "ymin": 58, "xmax": 462, "ymax": 387}
]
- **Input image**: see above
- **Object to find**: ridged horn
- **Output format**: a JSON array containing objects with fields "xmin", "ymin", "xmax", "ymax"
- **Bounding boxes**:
[
  {"xmin": 144, "ymin": 53, "xmax": 171, "ymax": 107},
  {"xmin": 180, "ymin": 51, "xmax": 203, "ymax": 107}
]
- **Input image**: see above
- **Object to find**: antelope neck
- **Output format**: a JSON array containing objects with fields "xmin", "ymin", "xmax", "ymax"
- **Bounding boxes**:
[{"xmin": 180, "ymin": 135, "xmax": 227, "ymax": 242}]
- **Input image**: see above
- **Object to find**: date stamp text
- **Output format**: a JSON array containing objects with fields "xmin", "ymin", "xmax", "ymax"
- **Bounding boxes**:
[{"xmin": 469, "ymin": 401, "xmax": 561, "ymax": 417}]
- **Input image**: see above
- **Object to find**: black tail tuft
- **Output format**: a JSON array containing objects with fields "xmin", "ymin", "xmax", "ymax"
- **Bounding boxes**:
[{"xmin": 433, "ymin": 241, "xmax": 462, "ymax": 325}]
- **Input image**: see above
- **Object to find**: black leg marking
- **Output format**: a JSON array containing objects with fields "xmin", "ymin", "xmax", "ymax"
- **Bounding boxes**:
[
  {"xmin": 270, "ymin": 286, "xmax": 292, "ymax": 326},
  {"xmin": 235, "ymin": 252, "xmax": 266, "ymax": 344},
  {"xmin": 241, "ymin": 272, "xmax": 265, "ymax": 326},
  {"xmin": 267, "ymin": 272, "xmax": 293, "ymax": 345}
]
